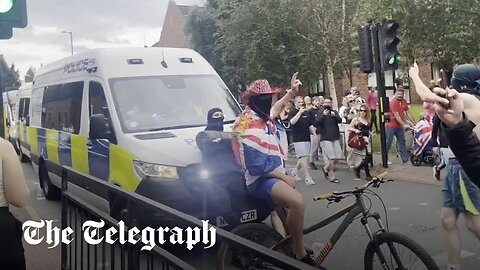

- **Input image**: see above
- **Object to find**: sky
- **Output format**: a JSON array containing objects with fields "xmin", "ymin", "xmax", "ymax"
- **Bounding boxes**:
[{"xmin": 0, "ymin": 0, "xmax": 207, "ymax": 81}]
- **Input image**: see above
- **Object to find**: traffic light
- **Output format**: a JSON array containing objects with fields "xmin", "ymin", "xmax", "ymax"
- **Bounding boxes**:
[
  {"xmin": 0, "ymin": 0, "xmax": 27, "ymax": 40},
  {"xmin": 351, "ymin": 25, "xmax": 374, "ymax": 73},
  {"xmin": 379, "ymin": 20, "xmax": 400, "ymax": 70}
]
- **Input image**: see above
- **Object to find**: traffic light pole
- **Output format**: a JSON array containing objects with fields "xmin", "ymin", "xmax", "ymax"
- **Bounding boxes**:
[{"xmin": 372, "ymin": 24, "xmax": 389, "ymax": 168}]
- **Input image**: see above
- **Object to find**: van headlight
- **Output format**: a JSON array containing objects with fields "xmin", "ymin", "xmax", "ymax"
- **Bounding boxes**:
[{"xmin": 133, "ymin": 161, "xmax": 179, "ymax": 180}]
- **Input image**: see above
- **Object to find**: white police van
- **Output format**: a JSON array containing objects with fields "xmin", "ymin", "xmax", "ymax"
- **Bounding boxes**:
[
  {"xmin": 11, "ymin": 83, "xmax": 33, "ymax": 161},
  {"xmin": 27, "ymin": 47, "xmax": 266, "ymax": 227}
]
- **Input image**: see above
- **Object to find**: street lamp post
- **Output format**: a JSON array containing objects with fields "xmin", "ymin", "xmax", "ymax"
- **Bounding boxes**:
[{"xmin": 62, "ymin": 31, "xmax": 73, "ymax": 55}]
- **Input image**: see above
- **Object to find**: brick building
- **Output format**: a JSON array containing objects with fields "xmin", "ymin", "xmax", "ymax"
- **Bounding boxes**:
[{"xmin": 152, "ymin": 0, "xmax": 195, "ymax": 48}]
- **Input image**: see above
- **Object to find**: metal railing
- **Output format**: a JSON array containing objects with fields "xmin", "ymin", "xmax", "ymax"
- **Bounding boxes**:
[{"xmin": 61, "ymin": 166, "xmax": 316, "ymax": 270}]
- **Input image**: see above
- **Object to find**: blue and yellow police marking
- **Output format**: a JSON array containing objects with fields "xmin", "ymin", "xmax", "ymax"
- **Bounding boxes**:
[
  {"xmin": 58, "ymin": 131, "xmax": 72, "ymax": 167},
  {"xmin": 33, "ymin": 125, "xmax": 141, "ymax": 192},
  {"xmin": 28, "ymin": 127, "xmax": 38, "ymax": 156},
  {"xmin": 46, "ymin": 129, "xmax": 60, "ymax": 164},
  {"xmin": 110, "ymin": 144, "xmax": 140, "ymax": 191},
  {"xmin": 88, "ymin": 139, "xmax": 110, "ymax": 181},
  {"xmin": 71, "ymin": 135, "xmax": 89, "ymax": 174},
  {"xmin": 37, "ymin": 128, "xmax": 48, "ymax": 160}
]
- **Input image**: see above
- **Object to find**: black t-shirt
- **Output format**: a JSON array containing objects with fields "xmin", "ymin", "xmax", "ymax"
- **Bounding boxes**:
[
  {"xmin": 309, "ymin": 107, "xmax": 323, "ymax": 134},
  {"xmin": 288, "ymin": 108, "xmax": 313, "ymax": 142}
]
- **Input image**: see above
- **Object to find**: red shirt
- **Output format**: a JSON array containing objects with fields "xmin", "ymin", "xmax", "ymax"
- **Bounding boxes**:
[{"xmin": 387, "ymin": 98, "xmax": 409, "ymax": 129}]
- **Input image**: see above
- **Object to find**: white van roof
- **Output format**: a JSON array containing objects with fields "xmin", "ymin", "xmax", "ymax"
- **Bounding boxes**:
[
  {"xmin": 16, "ymin": 82, "xmax": 32, "ymax": 98},
  {"xmin": 34, "ymin": 47, "xmax": 220, "ymax": 86}
]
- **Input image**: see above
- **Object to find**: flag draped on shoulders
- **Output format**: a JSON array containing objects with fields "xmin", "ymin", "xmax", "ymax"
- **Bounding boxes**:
[{"xmin": 231, "ymin": 107, "xmax": 285, "ymax": 185}]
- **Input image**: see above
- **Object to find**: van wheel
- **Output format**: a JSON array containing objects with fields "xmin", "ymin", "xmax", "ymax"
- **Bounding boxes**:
[{"xmin": 40, "ymin": 162, "xmax": 60, "ymax": 200}]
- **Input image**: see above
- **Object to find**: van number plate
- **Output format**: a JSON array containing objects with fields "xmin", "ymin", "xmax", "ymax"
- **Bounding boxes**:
[{"xmin": 241, "ymin": 210, "xmax": 257, "ymax": 223}]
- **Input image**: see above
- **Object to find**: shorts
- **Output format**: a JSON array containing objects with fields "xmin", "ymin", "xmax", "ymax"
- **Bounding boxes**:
[
  {"xmin": 247, "ymin": 177, "xmax": 281, "ymax": 209},
  {"xmin": 442, "ymin": 159, "xmax": 480, "ymax": 215},
  {"xmin": 320, "ymin": 140, "xmax": 343, "ymax": 163},
  {"xmin": 293, "ymin": 141, "xmax": 311, "ymax": 158}
]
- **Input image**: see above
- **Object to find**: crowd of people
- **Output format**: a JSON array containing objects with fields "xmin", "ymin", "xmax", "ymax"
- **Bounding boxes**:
[
  {"xmin": 278, "ymin": 83, "xmax": 415, "ymax": 183},
  {"xmin": 226, "ymin": 62, "xmax": 480, "ymax": 268}
]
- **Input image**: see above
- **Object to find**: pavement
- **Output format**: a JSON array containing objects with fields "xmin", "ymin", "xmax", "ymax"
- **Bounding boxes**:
[{"xmin": 11, "ymin": 152, "xmax": 445, "ymax": 270}]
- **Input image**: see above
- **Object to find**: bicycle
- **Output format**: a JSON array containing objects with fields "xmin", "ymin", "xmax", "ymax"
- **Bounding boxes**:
[{"xmin": 217, "ymin": 172, "xmax": 439, "ymax": 270}]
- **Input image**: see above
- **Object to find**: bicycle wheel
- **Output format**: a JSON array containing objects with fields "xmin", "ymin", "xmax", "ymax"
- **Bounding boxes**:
[
  {"xmin": 217, "ymin": 223, "xmax": 293, "ymax": 270},
  {"xmin": 364, "ymin": 232, "xmax": 439, "ymax": 270}
]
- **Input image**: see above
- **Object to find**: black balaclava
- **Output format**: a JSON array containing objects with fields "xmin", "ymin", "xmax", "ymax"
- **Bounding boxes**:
[
  {"xmin": 249, "ymin": 94, "xmax": 272, "ymax": 120},
  {"xmin": 205, "ymin": 107, "xmax": 224, "ymax": 131}
]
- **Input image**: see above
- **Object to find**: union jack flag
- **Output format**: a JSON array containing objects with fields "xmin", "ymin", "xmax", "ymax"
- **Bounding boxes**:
[{"xmin": 413, "ymin": 117, "xmax": 433, "ymax": 157}]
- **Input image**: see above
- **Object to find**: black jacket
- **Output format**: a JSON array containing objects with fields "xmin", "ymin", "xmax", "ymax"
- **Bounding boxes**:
[
  {"xmin": 443, "ymin": 114, "xmax": 480, "ymax": 188},
  {"xmin": 195, "ymin": 130, "xmax": 243, "ymax": 179},
  {"xmin": 430, "ymin": 115, "xmax": 449, "ymax": 148},
  {"xmin": 315, "ymin": 109, "xmax": 342, "ymax": 141}
]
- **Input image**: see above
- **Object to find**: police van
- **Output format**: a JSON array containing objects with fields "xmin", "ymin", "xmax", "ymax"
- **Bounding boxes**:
[
  {"xmin": 2, "ymin": 93, "xmax": 13, "ymax": 140},
  {"xmin": 28, "ymin": 47, "xmax": 258, "ymax": 224},
  {"xmin": 12, "ymin": 83, "xmax": 33, "ymax": 162}
]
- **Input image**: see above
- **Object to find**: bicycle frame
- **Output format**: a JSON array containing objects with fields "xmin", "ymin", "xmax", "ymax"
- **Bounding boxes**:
[{"xmin": 273, "ymin": 193, "xmax": 386, "ymax": 265}]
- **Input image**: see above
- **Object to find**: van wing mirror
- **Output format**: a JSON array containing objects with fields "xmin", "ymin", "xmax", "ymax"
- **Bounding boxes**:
[
  {"xmin": 25, "ymin": 115, "xmax": 30, "ymax": 126},
  {"xmin": 89, "ymin": 114, "xmax": 111, "ymax": 140}
]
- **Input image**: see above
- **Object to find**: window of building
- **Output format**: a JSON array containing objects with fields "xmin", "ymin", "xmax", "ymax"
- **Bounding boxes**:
[{"xmin": 42, "ymin": 82, "xmax": 83, "ymax": 134}]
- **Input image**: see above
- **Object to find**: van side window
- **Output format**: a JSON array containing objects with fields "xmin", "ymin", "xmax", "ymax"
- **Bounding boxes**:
[
  {"xmin": 18, "ymin": 98, "xmax": 25, "ymax": 120},
  {"xmin": 42, "ymin": 82, "xmax": 83, "ymax": 134},
  {"xmin": 18, "ymin": 98, "xmax": 30, "ymax": 121},
  {"xmin": 89, "ymin": 82, "xmax": 109, "ymax": 118}
]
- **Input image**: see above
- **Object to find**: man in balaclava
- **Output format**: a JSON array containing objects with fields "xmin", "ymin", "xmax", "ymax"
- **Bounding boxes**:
[
  {"xmin": 409, "ymin": 63, "xmax": 480, "ymax": 270},
  {"xmin": 232, "ymin": 79, "xmax": 322, "ymax": 267},
  {"xmin": 205, "ymin": 107, "xmax": 225, "ymax": 131},
  {"xmin": 195, "ymin": 107, "xmax": 244, "ymax": 229}
]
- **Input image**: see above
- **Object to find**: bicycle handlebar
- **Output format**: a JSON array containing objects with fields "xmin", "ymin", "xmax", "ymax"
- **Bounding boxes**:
[{"xmin": 313, "ymin": 171, "xmax": 392, "ymax": 202}]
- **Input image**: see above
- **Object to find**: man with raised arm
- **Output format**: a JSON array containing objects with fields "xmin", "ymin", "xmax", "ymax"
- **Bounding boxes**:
[
  {"xmin": 410, "ymin": 63, "xmax": 480, "ymax": 270},
  {"xmin": 232, "ymin": 74, "xmax": 324, "ymax": 267}
]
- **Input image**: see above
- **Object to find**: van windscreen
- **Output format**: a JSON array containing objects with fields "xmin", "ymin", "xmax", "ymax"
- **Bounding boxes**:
[{"xmin": 109, "ymin": 75, "xmax": 241, "ymax": 133}]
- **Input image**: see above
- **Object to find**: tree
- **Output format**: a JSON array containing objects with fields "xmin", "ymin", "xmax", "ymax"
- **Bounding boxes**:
[
  {"xmin": 284, "ymin": 0, "xmax": 368, "ymax": 109},
  {"xmin": 25, "ymin": 66, "xmax": 35, "ymax": 83},
  {"xmin": 0, "ymin": 55, "xmax": 21, "ymax": 90},
  {"xmin": 362, "ymin": 0, "xmax": 480, "ymax": 65}
]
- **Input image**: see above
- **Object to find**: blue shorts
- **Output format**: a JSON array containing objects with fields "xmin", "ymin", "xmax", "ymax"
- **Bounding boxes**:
[
  {"xmin": 442, "ymin": 159, "xmax": 480, "ymax": 215},
  {"xmin": 247, "ymin": 177, "xmax": 281, "ymax": 209}
]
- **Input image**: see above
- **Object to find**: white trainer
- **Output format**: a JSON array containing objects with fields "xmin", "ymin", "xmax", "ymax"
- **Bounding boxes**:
[
  {"xmin": 305, "ymin": 176, "xmax": 316, "ymax": 185},
  {"xmin": 291, "ymin": 168, "xmax": 302, "ymax": 182}
]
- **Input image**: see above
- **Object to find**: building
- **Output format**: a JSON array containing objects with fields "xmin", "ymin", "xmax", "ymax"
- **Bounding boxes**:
[{"xmin": 152, "ymin": 0, "xmax": 197, "ymax": 48}]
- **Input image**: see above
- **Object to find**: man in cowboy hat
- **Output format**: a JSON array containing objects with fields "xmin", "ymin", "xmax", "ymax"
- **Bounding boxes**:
[{"xmin": 232, "ymin": 73, "xmax": 322, "ymax": 267}]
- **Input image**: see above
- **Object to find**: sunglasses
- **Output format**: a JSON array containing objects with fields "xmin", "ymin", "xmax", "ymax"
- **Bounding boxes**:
[{"xmin": 359, "ymin": 110, "xmax": 367, "ymax": 112}]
